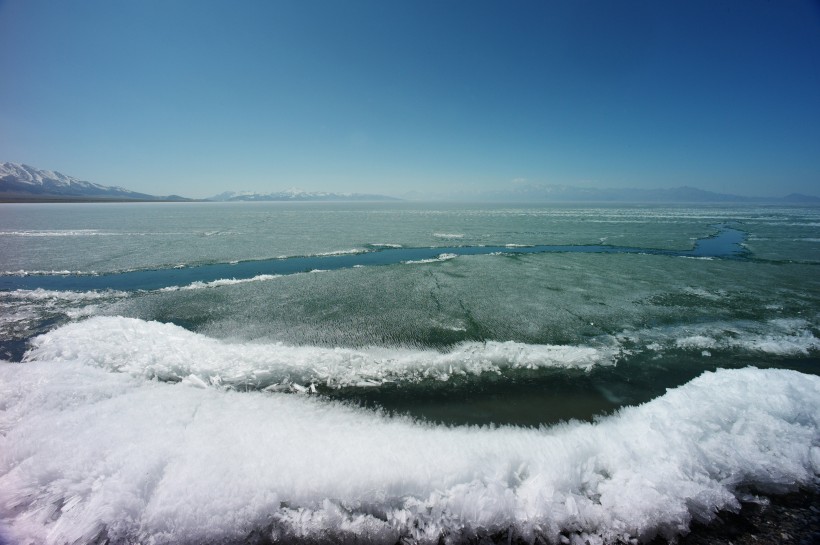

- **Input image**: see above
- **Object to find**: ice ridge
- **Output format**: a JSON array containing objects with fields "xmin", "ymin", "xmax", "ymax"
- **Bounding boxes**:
[
  {"xmin": 23, "ymin": 317, "xmax": 615, "ymax": 390},
  {"xmin": 0, "ymin": 361, "xmax": 817, "ymax": 544}
]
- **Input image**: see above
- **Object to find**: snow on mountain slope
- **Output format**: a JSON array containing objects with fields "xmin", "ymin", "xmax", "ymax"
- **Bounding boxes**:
[{"xmin": 0, "ymin": 162, "xmax": 173, "ymax": 200}]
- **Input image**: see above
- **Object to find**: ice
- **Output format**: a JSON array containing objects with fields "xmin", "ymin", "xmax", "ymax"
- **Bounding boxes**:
[
  {"xmin": 675, "ymin": 335, "xmax": 717, "ymax": 349},
  {"xmin": 622, "ymin": 319, "xmax": 820, "ymax": 357},
  {"xmin": 158, "ymin": 274, "xmax": 281, "ymax": 292},
  {"xmin": 2, "ymin": 203, "xmax": 819, "ymax": 543},
  {"xmin": 23, "ymin": 317, "xmax": 616, "ymax": 390},
  {"xmin": 681, "ymin": 286, "xmax": 724, "ymax": 300},
  {"xmin": 1, "ymin": 352, "xmax": 817, "ymax": 544},
  {"xmin": 1, "ymin": 269, "xmax": 79, "ymax": 276},
  {"xmin": 5, "ymin": 288, "xmax": 128, "ymax": 301},
  {"xmin": 403, "ymin": 253, "xmax": 459, "ymax": 265},
  {"xmin": 313, "ymin": 248, "xmax": 370, "ymax": 256},
  {"xmin": 0, "ymin": 229, "xmax": 106, "ymax": 237},
  {"xmin": 0, "ymin": 291, "xmax": 129, "ymax": 355}
]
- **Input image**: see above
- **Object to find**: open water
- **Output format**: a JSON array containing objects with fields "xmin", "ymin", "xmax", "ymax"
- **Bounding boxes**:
[{"xmin": 0, "ymin": 202, "xmax": 818, "ymax": 544}]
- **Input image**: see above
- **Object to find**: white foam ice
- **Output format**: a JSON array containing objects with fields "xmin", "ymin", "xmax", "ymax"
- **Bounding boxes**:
[
  {"xmin": 4, "ymin": 288, "xmax": 128, "ymax": 302},
  {"xmin": 201, "ymin": 230, "xmax": 240, "ymax": 237},
  {"xmin": 403, "ymin": 253, "xmax": 459, "ymax": 265},
  {"xmin": 0, "ymin": 356, "xmax": 817, "ymax": 544},
  {"xmin": 675, "ymin": 335, "xmax": 716, "ymax": 350},
  {"xmin": 681, "ymin": 286, "xmax": 724, "ymax": 300},
  {"xmin": 314, "ymin": 248, "xmax": 370, "ymax": 256},
  {"xmin": 23, "ymin": 317, "xmax": 615, "ymax": 391},
  {"xmin": 1, "ymin": 269, "xmax": 82, "ymax": 277},
  {"xmin": 0, "ymin": 229, "xmax": 106, "ymax": 237},
  {"xmin": 275, "ymin": 248, "xmax": 371, "ymax": 259},
  {"xmin": 158, "ymin": 274, "xmax": 281, "ymax": 292},
  {"xmin": 0, "ymin": 230, "xmax": 190, "ymax": 238},
  {"xmin": 623, "ymin": 318, "xmax": 820, "ymax": 357}
]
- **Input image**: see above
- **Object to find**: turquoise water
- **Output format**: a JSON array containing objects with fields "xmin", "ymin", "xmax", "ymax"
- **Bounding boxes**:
[{"xmin": 0, "ymin": 224, "xmax": 744, "ymax": 292}]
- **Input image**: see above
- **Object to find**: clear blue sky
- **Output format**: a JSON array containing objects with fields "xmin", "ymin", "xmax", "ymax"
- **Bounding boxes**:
[{"xmin": 1, "ymin": 0, "xmax": 819, "ymax": 198}]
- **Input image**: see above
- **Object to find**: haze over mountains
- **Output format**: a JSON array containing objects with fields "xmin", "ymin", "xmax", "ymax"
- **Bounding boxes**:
[{"xmin": 1, "ymin": 162, "xmax": 818, "ymax": 204}]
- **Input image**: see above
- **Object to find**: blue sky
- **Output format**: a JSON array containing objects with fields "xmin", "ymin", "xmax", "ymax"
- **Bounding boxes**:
[{"xmin": 1, "ymin": 0, "xmax": 819, "ymax": 198}]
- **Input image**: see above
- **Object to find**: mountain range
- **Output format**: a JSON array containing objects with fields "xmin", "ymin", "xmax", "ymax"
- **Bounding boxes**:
[
  {"xmin": 2, "ymin": 162, "xmax": 817, "ymax": 204},
  {"xmin": 0, "ymin": 163, "xmax": 188, "ymax": 201},
  {"xmin": 0, "ymin": 163, "xmax": 398, "ymax": 202}
]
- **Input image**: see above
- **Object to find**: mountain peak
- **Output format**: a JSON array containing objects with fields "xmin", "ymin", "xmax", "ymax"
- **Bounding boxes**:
[{"xmin": 0, "ymin": 162, "xmax": 187, "ymax": 201}]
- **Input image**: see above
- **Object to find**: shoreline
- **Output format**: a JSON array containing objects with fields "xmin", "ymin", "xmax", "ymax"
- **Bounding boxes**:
[
  {"xmin": 671, "ymin": 487, "xmax": 819, "ymax": 545},
  {"xmin": 0, "ymin": 196, "xmax": 196, "ymax": 203}
]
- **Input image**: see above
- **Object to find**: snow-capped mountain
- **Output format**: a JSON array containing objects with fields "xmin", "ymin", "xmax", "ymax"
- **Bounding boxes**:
[
  {"xmin": 0, "ymin": 162, "xmax": 187, "ymax": 201},
  {"xmin": 207, "ymin": 189, "xmax": 399, "ymax": 202}
]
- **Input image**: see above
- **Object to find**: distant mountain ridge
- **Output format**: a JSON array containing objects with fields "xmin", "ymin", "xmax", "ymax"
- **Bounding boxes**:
[
  {"xmin": 3, "ymin": 162, "xmax": 817, "ymax": 204},
  {"xmin": 0, "ymin": 162, "xmax": 188, "ymax": 201},
  {"xmin": 207, "ymin": 190, "xmax": 400, "ymax": 202}
]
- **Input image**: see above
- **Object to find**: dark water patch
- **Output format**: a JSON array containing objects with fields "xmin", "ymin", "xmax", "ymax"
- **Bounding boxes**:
[
  {"xmin": 587, "ymin": 352, "xmax": 820, "ymax": 410},
  {"xmin": 0, "ymin": 225, "xmax": 748, "ymax": 293},
  {"xmin": 324, "ymin": 352, "xmax": 820, "ymax": 428},
  {"xmin": 670, "ymin": 488, "xmax": 820, "ymax": 545},
  {"xmin": 0, "ymin": 339, "xmax": 29, "ymax": 361},
  {"xmin": 690, "ymin": 224, "xmax": 747, "ymax": 257},
  {"xmin": 0, "ymin": 315, "xmax": 69, "ymax": 362},
  {"xmin": 325, "ymin": 368, "xmax": 621, "ymax": 427}
]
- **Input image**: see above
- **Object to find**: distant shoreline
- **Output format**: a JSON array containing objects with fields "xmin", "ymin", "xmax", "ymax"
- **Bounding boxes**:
[
  {"xmin": 0, "ymin": 196, "xmax": 198, "ymax": 203},
  {"xmin": 3, "ymin": 197, "xmax": 820, "ymax": 206}
]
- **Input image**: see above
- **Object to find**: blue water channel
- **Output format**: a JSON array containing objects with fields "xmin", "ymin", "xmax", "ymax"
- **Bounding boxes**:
[{"xmin": 0, "ymin": 225, "xmax": 747, "ymax": 293}]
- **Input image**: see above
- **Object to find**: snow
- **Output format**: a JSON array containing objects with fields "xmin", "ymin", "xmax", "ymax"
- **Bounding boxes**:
[
  {"xmin": 0, "ymin": 347, "xmax": 817, "ymax": 544},
  {"xmin": 23, "ymin": 316, "xmax": 616, "ymax": 390},
  {"xmin": 0, "ymin": 162, "xmax": 137, "ymax": 194}
]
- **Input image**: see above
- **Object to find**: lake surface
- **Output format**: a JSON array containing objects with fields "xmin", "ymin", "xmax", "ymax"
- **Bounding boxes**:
[{"xmin": 1, "ymin": 202, "xmax": 818, "ymax": 544}]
